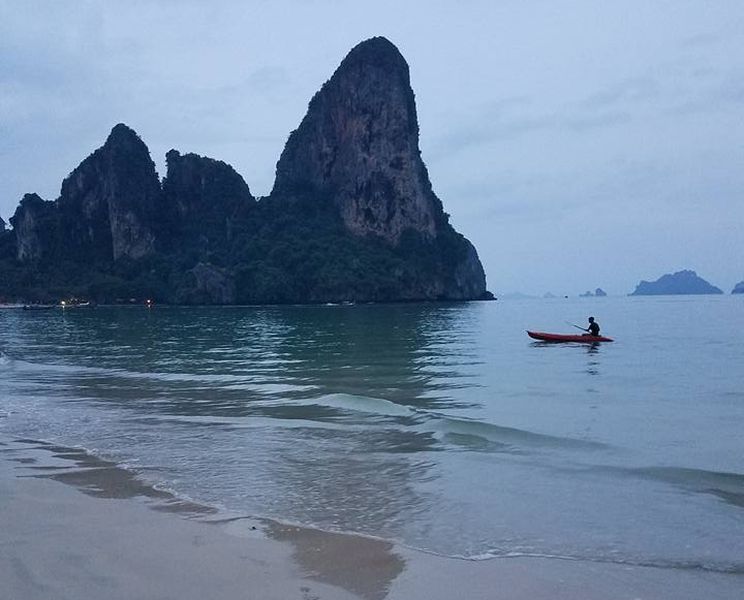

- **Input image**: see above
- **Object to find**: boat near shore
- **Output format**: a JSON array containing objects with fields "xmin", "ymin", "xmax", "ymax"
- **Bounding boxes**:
[{"xmin": 60, "ymin": 300, "xmax": 94, "ymax": 309}]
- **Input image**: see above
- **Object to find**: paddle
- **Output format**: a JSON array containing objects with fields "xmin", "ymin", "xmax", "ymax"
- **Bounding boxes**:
[{"xmin": 565, "ymin": 321, "xmax": 587, "ymax": 332}]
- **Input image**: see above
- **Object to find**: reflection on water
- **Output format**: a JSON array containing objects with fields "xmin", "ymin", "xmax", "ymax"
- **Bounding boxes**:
[
  {"xmin": 269, "ymin": 521, "xmax": 405, "ymax": 600},
  {"xmin": 586, "ymin": 344, "xmax": 601, "ymax": 375},
  {"xmin": 24, "ymin": 305, "xmax": 479, "ymax": 414},
  {"xmin": 529, "ymin": 339, "xmax": 603, "ymax": 376}
]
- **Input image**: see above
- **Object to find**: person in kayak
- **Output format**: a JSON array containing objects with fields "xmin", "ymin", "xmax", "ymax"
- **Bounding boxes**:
[{"xmin": 584, "ymin": 316, "xmax": 600, "ymax": 337}]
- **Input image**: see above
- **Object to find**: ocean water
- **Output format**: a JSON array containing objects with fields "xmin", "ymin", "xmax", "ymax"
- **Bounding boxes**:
[{"xmin": 1, "ymin": 297, "xmax": 743, "ymax": 573}]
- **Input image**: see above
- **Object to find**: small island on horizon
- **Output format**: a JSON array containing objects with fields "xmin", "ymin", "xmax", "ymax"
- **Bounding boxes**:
[
  {"xmin": 629, "ymin": 270, "xmax": 723, "ymax": 296},
  {"xmin": 580, "ymin": 288, "xmax": 607, "ymax": 298}
]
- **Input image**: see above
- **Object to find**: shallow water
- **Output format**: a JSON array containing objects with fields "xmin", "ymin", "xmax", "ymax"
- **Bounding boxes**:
[{"xmin": 1, "ymin": 297, "xmax": 743, "ymax": 572}]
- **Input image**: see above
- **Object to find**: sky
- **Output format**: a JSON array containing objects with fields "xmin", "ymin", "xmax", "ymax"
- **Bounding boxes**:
[{"xmin": 1, "ymin": 0, "xmax": 743, "ymax": 296}]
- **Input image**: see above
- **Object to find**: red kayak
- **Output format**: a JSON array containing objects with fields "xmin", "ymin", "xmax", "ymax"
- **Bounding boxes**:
[{"xmin": 527, "ymin": 331, "xmax": 614, "ymax": 343}]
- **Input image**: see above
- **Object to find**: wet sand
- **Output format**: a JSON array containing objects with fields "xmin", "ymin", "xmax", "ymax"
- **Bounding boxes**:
[{"xmin": 1, "ymin": 437, "xmax": 741, "ymax": 600}]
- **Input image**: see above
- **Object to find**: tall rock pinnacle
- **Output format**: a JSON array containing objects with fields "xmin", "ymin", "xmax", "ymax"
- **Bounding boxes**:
[
  {"xmin": 272, "ymin": 37, "xmax": 442, "ymax": 244},
  {"xmin": 9, "ymin": 193, "xmax": 57, "ymax": 261},
  {"xmin": 57, "ymin": 123, "xmax": 160, "ymax": 261}
]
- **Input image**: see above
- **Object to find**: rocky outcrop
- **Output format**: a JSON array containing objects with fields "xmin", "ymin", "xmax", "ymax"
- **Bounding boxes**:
[
  {"xmin": 580, "ymin": 288, "xmax": 607, "ymax": 297},
  {"xmin": 1, "ymin": 37, "xmax": 491, "ymax": 304},
  {"xmin": 450, "ymin": 239, "xmax": 489, "ymax": 299},
  {"xmin": 9, "ymin": 194, "xmax": 58, "ymax": 261},
  {"xmin": 0, "ymin": 217, "xmax": 13, "ymax": 264},
  {"xmin": 732, "ymin": 281, "xmax": 744, "ymax": 294},
  {"xmin": 57, "ymin": 123, "xmax": 160, "ymax": 262},
  {"xmin": 271, "ymin": 36, "xmax": 487, "ymax": 300},
  {"xmin": 273, "ymin": 37, "xmax": 441, "ymax": 244},
  {"xmin": 185, "ymin": 262, "xmax": 236, "ymax": 304},
  {"xmin": 162, "ymin": 150, "xmax": 255, "ymax": 249},
  {"xmin": 630, "ymin": 270, "xmax": 723, "ymax": 295}
]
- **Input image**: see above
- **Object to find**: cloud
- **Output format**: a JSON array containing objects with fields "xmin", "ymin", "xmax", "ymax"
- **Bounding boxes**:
[
  {"xmin": 428, "ymin": 101, "xmax": 632, "ymax": 162},
  {"xmin": 579, "ymin": 77, "xmax": 660, "ymax": 110},
  {"xmin": 428, "ymin": 54, "xmax": 743, "ymax": 164},
  {"xmin": 679, "ymin": 31, "xmax": 723, "ymax": 49}
]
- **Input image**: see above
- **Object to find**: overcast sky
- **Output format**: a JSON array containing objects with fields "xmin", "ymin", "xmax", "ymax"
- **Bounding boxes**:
[{"xmin": 1, "ymin": 0, "xmax": 742, "ymax": 295}]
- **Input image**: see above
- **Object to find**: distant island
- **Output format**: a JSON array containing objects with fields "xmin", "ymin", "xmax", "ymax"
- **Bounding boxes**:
[
  {"xmin": 579, "ymin": 288, "xmax": 607, "ymax": 297},
  {"xmin": 0, "ymin": 37, "xmax": 491, "ymax": 305},
  {"xmin": 732, "ymin": 281, "xmax": 744, "ymax": 294},
  {"xmin": 629, "ymin": 270, "xmax": 723, "ymax": 296}
]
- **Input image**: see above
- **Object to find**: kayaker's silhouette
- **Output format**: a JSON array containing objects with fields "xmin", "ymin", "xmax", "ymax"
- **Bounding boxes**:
[{"xmin": 584, "ymin": 316, "xmax": 600, "ymax": 336}]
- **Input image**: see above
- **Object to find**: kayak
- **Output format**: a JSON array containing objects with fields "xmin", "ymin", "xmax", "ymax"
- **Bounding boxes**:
[{"xmin": 527, "ymin": 331, "xmax": 614, "ymax": 343}]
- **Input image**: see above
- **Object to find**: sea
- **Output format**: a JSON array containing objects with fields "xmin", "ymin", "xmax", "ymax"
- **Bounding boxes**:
[{"xmin": 1, "ymin": 296, "xmax": 743, "ymax": 574}]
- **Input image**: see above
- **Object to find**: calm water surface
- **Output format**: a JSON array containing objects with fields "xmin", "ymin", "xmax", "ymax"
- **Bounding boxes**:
[{"xmin": 1, "ymin": 297, "xmax": 743, "ymax": 572}]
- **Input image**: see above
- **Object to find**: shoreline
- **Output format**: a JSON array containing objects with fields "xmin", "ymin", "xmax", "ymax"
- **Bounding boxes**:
[{"xmin": 1, "ymin": 435, "xmax": 742, "ymax": 599}]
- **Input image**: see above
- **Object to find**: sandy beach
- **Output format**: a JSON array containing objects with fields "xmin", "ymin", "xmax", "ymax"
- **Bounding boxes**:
[{"xmin": 1, "ymin": 436, "xmax": 741, "ymax": 600}]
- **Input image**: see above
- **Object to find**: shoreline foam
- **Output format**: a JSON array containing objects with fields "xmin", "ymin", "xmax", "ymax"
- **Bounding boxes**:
[{"xmin": 2, "ymin": 435, "xmax": 742, "ymax": 599}]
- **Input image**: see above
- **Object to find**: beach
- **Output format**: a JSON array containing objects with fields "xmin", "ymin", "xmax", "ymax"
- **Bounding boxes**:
[{"xmin": 1, "ymin": 435, "xmax": 741, "ymax": 600}]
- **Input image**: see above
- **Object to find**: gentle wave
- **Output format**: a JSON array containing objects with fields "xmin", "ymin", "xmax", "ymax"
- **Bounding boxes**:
[
  {"xmin": 9, "ymin": 436, "xmax": 742, "ymax": 575},
  {"xmin": 631, "ymin": 465, "xmax": 744, "ymax": 487},
  {"xmin": 624, "ymin": 465, "xmax": 744, "ymax": 509},
  {"xmin": 468, "ymin": 549, "xmax": 744, "ymax": 575},
  {"xmin": 0, "ymin": 358, "xmax": 312, "ymax": 395},
  {"xmin": 121, "ymin": 413, "xmax": 353, "ymax": 433},
  {"xmin": 429, "ymin": 415, "xmax": 607, "ymax": 450},
  {"xmin": 303, "ymin": 393, "xmax": 417, "ymax": 418},
  {"xmin": 285, "ymin": 393, "xmax": 607, "ymax": 451},
  {"xmin": 110, "ymin": 390, "xmax": 606, "ymax": 453}
]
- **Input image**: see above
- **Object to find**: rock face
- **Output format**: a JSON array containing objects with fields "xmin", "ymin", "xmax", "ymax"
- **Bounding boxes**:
[
  {"xmin": 732, "ymin": 281, "xmax": 744, "ymax": 294},
  {"xmin": 162, "ymin": 150, "xmax": 255, "ymax": 248},
  {"xmin": 273, "ymin": 37, "xmax": 441, "ymax": 244},
  {"xmin": 57, "ymin": 124, "xmax": 160, "ymax": 262},
  {"xmin": 630, "ymin": 270, "xmax": 723, "ymax": 295},
  {"xmin": 185, "ymin": 262, "xmax": 236, "ymax": 304},
  {"xmin": 1, "ymin": 37, "xmax": 490, "ymax": 304},
  {"xmin": 9, "ymin": 194, "xmax": 57, "ymax": 261},
  {"xmin": 580, "ymin": 287, "xmax": 607, "ymax": 297},
  {"xmin": 451, "ymin": 240, "xmax": 489, "ymax": 299},
  {"xmin": 270, "ymin": 36, "xmax": 487, "ymax": 300}
]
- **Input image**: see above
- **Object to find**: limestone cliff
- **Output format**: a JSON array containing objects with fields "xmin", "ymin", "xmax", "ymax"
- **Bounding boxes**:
[
  {"xmin": 272, "ymin": 36, "xmax": 487, "ymax": 299},
  {"xmin": 161, "ymin": 150, "xmax": 255, "ymax": 251},
  {"xmin": 273, "ymin": 37, "xmax": 441, "ymax": 243},
  {"xmin": 57, "ymin": 123, "xmax": 160, "ymax": 262},
  {"xmin": 9, "ymin": 194, "xmax": 57, "ymax": 261},
  {"xmin": 183, "ymin": 262, "xmax": 236, "ymax": 304},
  {"xmin": 2, "ymin": 38, "xmax": 491, "ymax": 304}
]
